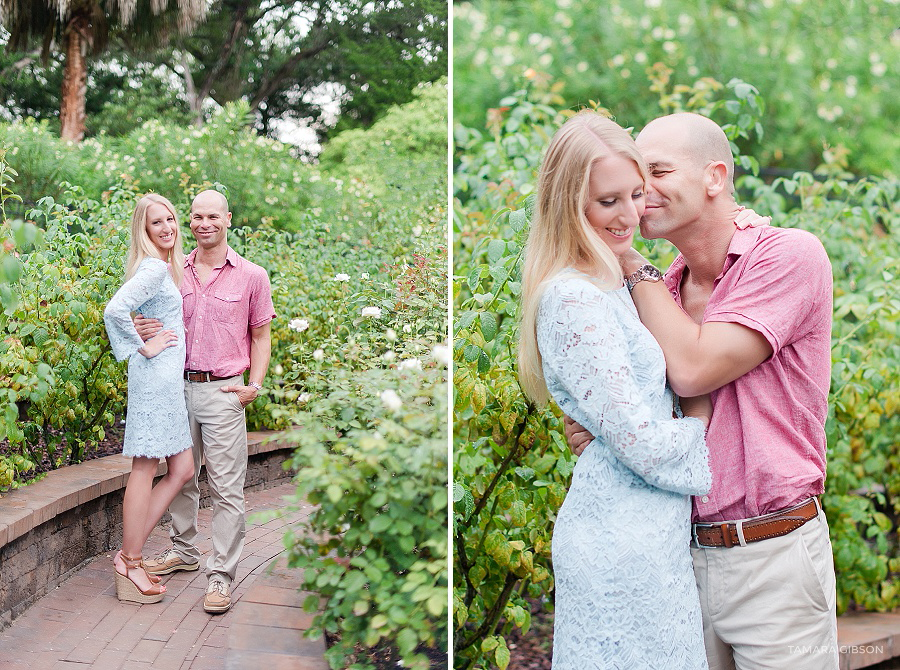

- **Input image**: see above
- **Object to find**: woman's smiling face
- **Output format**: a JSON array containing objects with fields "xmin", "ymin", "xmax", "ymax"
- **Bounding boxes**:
[
  {"xmin": 583, "ymin": 153, "xmax": 646, "ymax": 258},
  {"xmin": 145, "ymin": 202, "xmax": 178, "ymax": 255}
]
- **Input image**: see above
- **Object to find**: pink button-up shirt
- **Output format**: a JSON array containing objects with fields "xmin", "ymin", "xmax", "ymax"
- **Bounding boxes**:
[
  {"xmin": 181, "ymin": 246, "xmax": 276, "ymax": 378},
  {"xmin": 665, "ymin": 226, "xmax": 833, "ymax": 523}
]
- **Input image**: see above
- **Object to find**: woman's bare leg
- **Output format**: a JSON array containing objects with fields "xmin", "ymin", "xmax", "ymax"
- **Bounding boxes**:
[
  {"xmin": 117, "ymin": 457, "xmax": 164, "ymax": 593},
  {"xmin": 139, "ymin": 448, "xmax": 195, "ymax": 541},
  {"xmin": 116, "ymin": 450, "xmax": 194, "ymax": 592}
]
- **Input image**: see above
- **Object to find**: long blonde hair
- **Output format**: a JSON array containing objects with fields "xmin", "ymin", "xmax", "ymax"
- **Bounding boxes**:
[
  {"xmin": 518, "ymin": 110, "xmax": 649, "ymax": 406},
  {"xmin": 125, "ymin": 194, "xmax": 185, "ymax": 287}
]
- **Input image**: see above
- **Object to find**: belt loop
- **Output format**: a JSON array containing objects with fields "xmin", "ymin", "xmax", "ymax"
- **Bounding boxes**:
[
  {"xmin": 720, "ymin": 523, "xmax": 733, "ymax": 548},
  {"xmin": 735, "ymin": 520, "xmax": 747, "ymax": 547}
]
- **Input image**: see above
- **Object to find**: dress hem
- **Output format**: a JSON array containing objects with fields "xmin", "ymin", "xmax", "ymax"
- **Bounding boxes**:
[{"xmin": 122, "ymin": 442, "xmax": 193, "ymax": 460}]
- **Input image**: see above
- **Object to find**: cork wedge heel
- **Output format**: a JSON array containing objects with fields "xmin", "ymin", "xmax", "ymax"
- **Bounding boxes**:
[{"xmin": 115, "ymin": 552, "xmax": 165, "ymax": 604}]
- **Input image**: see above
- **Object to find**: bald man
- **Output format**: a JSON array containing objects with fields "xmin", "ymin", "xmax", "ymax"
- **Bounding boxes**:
[
  {"xmin": 137, "ymin": 190, "xmax": 275, "ymax": 614},
  {"xmin": 568, "ymin": 114, "xmax": 837, "ymax": 668}
]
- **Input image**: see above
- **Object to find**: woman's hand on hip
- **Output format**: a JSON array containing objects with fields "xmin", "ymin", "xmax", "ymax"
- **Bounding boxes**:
[{"xmin": 138, "ymin": 329, "xmax": 178, "ymax": 358}]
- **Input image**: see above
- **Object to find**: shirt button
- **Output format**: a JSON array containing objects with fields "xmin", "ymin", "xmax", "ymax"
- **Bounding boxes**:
[{"xmin": 701, "ymin": 496, "xmax": 709, "ymax": 503}]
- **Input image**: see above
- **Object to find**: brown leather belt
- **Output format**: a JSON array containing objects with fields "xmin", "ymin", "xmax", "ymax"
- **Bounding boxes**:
[
  {"xmin": 692, "ymin": 497, "xmax": 819, "ymax": 549},
  {"xmin": 184, "ymin": 370, "xmax": 231, "ymax": 382}
]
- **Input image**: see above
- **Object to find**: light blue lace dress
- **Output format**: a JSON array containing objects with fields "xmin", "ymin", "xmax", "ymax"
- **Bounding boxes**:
[
  {"xmin": 537, "ymin": 275, "xmax": 712, "ymax": 670},
  {"xmin": 103, "ymin": 257, "xmax": 191, "ymax": 459}
]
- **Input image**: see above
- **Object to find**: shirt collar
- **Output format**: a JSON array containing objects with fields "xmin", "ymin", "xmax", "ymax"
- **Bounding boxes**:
[
  {"xmin": 664, "ymin": 225, "xmax": 766, "ymax": 300},
  {"xmin": 184, "ymin": 245, "xmax": 238, "ymax": 269}
]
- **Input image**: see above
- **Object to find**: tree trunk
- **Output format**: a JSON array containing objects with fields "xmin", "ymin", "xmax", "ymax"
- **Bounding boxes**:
[
  {"xmin": 180, "ymin": 52, "xmax": 204, "ymax": 126},
  {"xmin": 60, "ymin": 14, "xmax": 89, "ymax": 143}
]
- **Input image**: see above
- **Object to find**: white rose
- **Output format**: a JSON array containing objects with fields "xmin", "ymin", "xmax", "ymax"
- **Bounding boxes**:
[
  {"xmin": 313, "ymin": 349, "xmax": 325, "ymax": 362},
  {"xmin": 380, "ymin": 389, "xmax": 402, "ymax": 412},
  {"xmin": 398, "ymin": 358, "xmax": 422, "ymax": 370},
  {"xmin": 289, "ymin": 318, "xmax": 309, "ymax": 332},
  {"xmin": 361, "ymin": 306, "xmax": 382, "ymax": 318},
  {"xmin": 432, "ymin": 344, "xmax": 450, "ymax": 367},
  {"xmin": 333, "ymin": 273, "xmax": 350, "ymax": 282}
]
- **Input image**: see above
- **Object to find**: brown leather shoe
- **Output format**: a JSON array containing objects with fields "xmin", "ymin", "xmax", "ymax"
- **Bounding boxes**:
[
  {"xmin": 142, "ymin": 549, "xmax": 200, "ymax": 576},
  {"xmin": 204, "ymin": 579, "xmax": 232, "ymax": 614}
]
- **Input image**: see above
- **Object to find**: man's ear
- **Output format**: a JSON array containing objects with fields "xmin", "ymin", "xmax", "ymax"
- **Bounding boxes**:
[{"xmin": 705, "ymin": 161, "xmax": 729, "ymax": 197}]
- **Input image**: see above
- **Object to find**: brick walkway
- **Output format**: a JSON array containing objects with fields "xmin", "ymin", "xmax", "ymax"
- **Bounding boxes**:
[{"xmin": 0, "ymin": 482, "xmax": 323, "ymax": 670}]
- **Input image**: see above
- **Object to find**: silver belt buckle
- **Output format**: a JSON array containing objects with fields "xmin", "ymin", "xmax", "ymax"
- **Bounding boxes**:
[{"xmin": 692, "ymin": 523, "xmax": 712, "ymax": 548}]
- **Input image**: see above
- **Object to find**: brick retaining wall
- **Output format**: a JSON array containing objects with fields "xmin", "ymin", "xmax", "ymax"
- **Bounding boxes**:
[{"xmin": 0, "ymin": 431, "xmax": 294, "ymax": 630}]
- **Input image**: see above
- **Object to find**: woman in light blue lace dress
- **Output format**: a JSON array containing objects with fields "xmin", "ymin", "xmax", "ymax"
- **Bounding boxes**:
[
  {"xmin": 517, "ymin": 111, "xmax": 712, "ymax": 669},
  {"xmin": 103, "ymin": 194, "xmax": 194, "ymax": 604}
]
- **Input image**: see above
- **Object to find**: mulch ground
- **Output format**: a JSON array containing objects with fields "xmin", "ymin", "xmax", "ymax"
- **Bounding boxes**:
[
  {"xmin": 324, "ymin": 632, "xmax": 448, "ymax": 669},
  {"xmin": 507, "ymin": 599, "xmax": 554, "ymax": 670}
]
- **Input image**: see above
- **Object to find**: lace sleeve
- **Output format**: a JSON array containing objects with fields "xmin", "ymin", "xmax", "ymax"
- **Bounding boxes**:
[
  {"xmin": 539, "ymin": 279, "xmax": 711, "ymax": 496},
  {"xmin": 103, "ymin": 258, "xmax": 167, "ymax": 362}
]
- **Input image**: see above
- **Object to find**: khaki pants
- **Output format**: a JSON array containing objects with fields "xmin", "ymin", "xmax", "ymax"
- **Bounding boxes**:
[
  {"xmin": 169, "ymin": 375, "xmax": 248, "ymax": 583},
  {"xmin": 691, "ymin": 506, "xmax": 839, "ymax": 670}
]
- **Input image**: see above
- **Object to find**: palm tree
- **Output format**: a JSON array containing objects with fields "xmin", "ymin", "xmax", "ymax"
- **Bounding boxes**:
[{"xmin": 0, "ymin": 0, "xmax": 206, "ymax": 141}]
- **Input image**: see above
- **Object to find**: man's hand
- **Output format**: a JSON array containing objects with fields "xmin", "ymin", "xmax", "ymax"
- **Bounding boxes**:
[
  {"xmin": 138, "ymin": 329, "xmax": 178, "ymax": 358},
  {"xmin": 679, "ymin": 394, "xmax": 712, "ymax": 430},
  {"xmin": 734, "ymin": 206, "xmax": 771, "ymax": 230},
  {"xmin": 563, "ymin": 415, "xmax": 595, "ymax": 457},
  {"xmin": 618, "ymin": 247, "xmax": 649, "ymax": 277},
  {"xmin": 221, "ymin": 384, "xmax": 258, "ymax": 408},
  {"xmin": 134, "ymin": 314, "xmax": 163, "ymax": 342}
]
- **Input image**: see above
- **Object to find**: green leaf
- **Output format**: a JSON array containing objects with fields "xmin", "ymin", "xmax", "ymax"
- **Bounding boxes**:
[
  {"xmin": 396, "ymin": 628, "xmax": 418, "ymax": 654},
  {"xmin": 457, "ymin": 310, "xmax": 477, "ymax": 330},
  {"xmin": 468, "ymin": 266, "xmax": 483, "ymax": 291},
  {"xmin": 495, "ymin": 641, "xmax": 511, "ymax": 670},
  {"xmin": 464, "ymin": 344, "xmax": 482, "ymax": 362},
  {"xmin": 509, "ymin": 208, "xmax": 527, "ymax": 233},
  {"xmin": 426, "ymin": 593, "xmax": 445, "ymax": 617},
  {"xmin": 487, "ymin": 238, "xmax": 507, "ymax": 263},
  {"xmin": 734, "ymin": 81, "xmax": 755, "ymax": 99},
  {"xmin": 481, "ymin": 635, "xmax": 500, "ymax": 653},
  {"xmin": 480, "ymin": 311, "xmax": 498, "ymax": 342},
  {"xmin": 477, "ymin": 350, "xmax": 491, "ymax": 375},
  {"xmin": 370, "ymin": 515, "xmax": 392, "ymax": 532}
]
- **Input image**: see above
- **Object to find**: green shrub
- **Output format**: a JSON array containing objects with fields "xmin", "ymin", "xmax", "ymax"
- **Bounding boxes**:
[
  {"xmin": 1, "ymin": 184, "xmax": 131, "ymax": 473},
  {"xmin": 0, "ymin": 79, "xmax": 448, "ymax": 234},
  {"xmin": 277, "ymin": 363, "xmax": 448, "ymax": 669},
  {"xmin": 454, "ymin": 0, "xmax": 898, "ymax": 177}
]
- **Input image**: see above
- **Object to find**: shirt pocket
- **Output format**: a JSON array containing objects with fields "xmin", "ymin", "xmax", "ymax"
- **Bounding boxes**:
[
  {"xmin": 182, "ymin": 288, "xmax": 196, "ymax": 319},
  {"xmin": 213, "ymin": 291, "xmax": 243, "ymax": 323}
]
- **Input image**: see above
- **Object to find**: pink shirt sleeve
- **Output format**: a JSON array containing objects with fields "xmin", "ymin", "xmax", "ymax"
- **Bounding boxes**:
[
  {"xmin": 704, "ymin": 228, "xmax": 832, "ymax": 355},
  {"xmin": 247, "ymin": 265, "xmax": 276, "ymax": 329}
]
